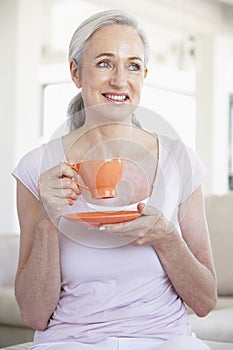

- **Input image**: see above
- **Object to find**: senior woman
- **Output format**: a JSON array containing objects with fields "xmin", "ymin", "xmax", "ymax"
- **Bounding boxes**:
[{"xmin": 12, "ymin": 9, "xmax": 217, "ymax": 350}]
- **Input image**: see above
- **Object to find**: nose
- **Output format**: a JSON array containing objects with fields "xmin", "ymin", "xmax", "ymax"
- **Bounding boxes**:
[{"xmin": 109, "ymin": 65, "xmax": 128, "ymax": 88}]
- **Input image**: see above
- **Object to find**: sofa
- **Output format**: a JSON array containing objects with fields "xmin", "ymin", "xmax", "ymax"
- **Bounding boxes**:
[{"xmin": 0, "ymin": 193, "xmax": 233, "ymax": 349}]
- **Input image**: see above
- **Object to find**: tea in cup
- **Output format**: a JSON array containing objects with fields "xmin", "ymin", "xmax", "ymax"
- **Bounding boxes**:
[{"xmin": 69, "ymin": 158, "xmax": 124, "ymax": 199}]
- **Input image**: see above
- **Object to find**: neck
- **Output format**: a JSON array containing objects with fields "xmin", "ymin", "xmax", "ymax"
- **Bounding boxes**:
[
  {"xmin": 82, "ymin": 103, "xmax": 134, "ymax": 129},
  {"xmin": 84, "ymin": 116, "xmax": 133, "ymax": 131}
]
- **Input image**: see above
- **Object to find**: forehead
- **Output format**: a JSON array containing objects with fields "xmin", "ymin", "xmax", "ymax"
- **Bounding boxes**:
[{"xmin": 84, "ymin": 24, "xmax": 145, "ymax": 59}]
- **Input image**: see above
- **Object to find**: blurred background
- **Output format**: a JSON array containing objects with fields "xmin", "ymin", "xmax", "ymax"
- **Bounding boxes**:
[{"xmin": 1, "ymin": 0, "xmax": 233, "ymax": 234}]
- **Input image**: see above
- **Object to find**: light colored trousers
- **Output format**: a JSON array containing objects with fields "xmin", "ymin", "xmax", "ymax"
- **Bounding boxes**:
[{"xmin": 30, "ymin": 336, "xmax": 210, "ymax": 350}]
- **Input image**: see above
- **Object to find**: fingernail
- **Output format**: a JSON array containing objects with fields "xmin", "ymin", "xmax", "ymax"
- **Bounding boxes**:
[{"xmin": 137, "ymin": 239, "xmax": 143, "ymax": 245}]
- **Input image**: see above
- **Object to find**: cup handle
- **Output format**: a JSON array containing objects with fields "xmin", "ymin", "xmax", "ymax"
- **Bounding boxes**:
[
  {"xmin": 67, "ymin": 163, "xmax": 90, "ymax": 191},
  {"xmin": 74, "ymin": 181, "xmax": 90, "ymax": 191}
]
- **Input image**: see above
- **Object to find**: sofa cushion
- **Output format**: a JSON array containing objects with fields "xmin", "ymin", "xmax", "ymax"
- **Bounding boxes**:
[
  {"xmin": 205, "ymin": 341, "xmax": 233, "ymax": 350},
  {"xmin": 216, "ymin": 296, "xmax": 233, "ymax": 310},
  {"xmin": 188, "ymin": 307, "xmax": 233, "ymax": 342},
  {"xmin": 0, "ymin": 342, "xmax": 32, "ymax": 350},
  {"xmin": 205, "ymin": 194, "xmax": 233, "ymax": 296},
  {"xmin": 0, "ymin": 234, "xmax": 19, "ymax": 287},
  {"xmin": 0, "ymin": 329, "xmax": 34, "ymax": 349},
  {"xmin": 0, "ymin": 287, "xmax": 24, "ymax": 326}
]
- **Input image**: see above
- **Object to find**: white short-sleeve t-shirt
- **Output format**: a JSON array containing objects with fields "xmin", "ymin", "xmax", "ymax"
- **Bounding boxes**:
[{"xmin": 12, "ymin": 134, "xmax": 208, "ymax": 345}]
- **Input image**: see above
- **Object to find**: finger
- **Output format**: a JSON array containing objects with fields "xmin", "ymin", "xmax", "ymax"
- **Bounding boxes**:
[
  {"xmin": 99, "ymin": 216, "xmax": 140, "ymax": 232},
  {"xmin": 67, "ymin": 198, "xmax": 75, "ymax": 206},
  {"xmin": 132, "ymin": 237, "xmax": 145, "ymax": 246},
  {"xmin": 99, "ymin": 215, "xmax": 146, "ymax": 234},
  {"xmin": 60, "ymin": 178, "xmax": 81, "ymax": 195},
  {"xmin": 53, "ymin": 188, "xmax": 79, "ymax": 201},
  {"xmin": 138, "ymin": 203, "xmax": 161, "ymax": 217},
  {"xmin": 59, "ymin": 162, "xmax": 76, "ymax": 179},
  {"xmin": 44, "ymin": 179, "xmax": 80, "ymax": 196},
  {"xmin": 137, "ymin": 202, "xmax": 145, "ymax": 213}
]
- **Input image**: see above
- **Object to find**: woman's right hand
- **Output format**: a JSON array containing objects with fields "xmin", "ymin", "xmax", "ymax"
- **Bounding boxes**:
[{"xmin": 38, "ymin": 162, "xmax": 81, "ymax": 225}]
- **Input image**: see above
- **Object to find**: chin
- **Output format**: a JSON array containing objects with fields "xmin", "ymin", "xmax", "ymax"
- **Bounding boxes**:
[{"xmin": 100, "ymin": 103, "xmax": 137, "ymax": 121}]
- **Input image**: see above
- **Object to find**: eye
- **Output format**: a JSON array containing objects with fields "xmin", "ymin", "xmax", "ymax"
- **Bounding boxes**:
[
  {"xmin": 129, "ymin": 63, "xmax": 141, "ymax": 71},
  {"xmin": 97, "ymin": 60, "xmax": 111, "ymax": 69}
]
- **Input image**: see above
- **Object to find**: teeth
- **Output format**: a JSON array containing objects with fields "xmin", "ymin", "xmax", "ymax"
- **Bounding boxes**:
[{"xmin": 105, "ymin": 94, "xmax": 127, "ymax": 101}]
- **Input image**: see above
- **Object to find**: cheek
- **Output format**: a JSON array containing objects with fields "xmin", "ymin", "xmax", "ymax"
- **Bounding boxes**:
[
  {"xmin": 82, "ymin": 68, "xmax": 109, "ymax": 85},
  {"xmin": 83, "ymin": 75, "xmax": 107, "ymax": 94},
  {"xmin": 132, "ymin": 81, "xmax": 143, "ymax": 101},
  {"xmin": 131, "ymin": 76, "xmax": 144, "ymax": 91},
  {"xmin": 80, "ymin": 78, "xmax": 103, "ymax": 107},
  {"xmin": 81, "ymin": 78, "xmax": 97, "ymax": 96}
]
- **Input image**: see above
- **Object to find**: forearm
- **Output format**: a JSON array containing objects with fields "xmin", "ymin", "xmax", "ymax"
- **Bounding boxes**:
[
  {"xmin": 15, "ymin": 211, "xmax": 61, "ymax": 330},
  {"xmin": 153, "ymin": 231, "xmax": 217, "ymax": 317}
]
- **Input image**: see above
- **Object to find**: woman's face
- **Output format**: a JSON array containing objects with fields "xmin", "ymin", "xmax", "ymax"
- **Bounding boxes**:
[{"xmin": 71, "ymin": 24, "xmax": 148, "ymax": 123}]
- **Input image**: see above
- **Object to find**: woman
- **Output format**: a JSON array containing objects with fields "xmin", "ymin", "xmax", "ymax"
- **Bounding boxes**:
[{"xmin": 12, "ymin": 9, "xmax": 217, "ymax": 350}]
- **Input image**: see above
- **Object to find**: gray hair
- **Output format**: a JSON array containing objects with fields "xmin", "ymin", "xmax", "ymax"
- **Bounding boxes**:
[{"xmin": 67, "ymin": 9, "xmax": 149, "ymax": 131}]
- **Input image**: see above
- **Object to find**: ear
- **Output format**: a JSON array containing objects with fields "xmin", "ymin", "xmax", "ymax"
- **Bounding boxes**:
[
  {"xmin": 70, "ymin": 60, "xmax": 81, "ymax": 88},
  {"xmin": 144, "ymin": 68, "xmax": 148, "ymax": 79}
]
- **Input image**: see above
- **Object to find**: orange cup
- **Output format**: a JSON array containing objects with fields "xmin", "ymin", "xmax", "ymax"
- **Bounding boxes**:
[{"xmin": 69, "ymin": 158, "xmax": 124, "ymax": 199}]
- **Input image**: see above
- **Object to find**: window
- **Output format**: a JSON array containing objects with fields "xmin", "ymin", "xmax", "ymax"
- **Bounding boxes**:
[
  {"xmin": 41, "ymin": 83, "xmax": 78, "ymax": 141},
  {"xmin": 141, "ymin": 86, "xmax": 196, "ymax": 148},
  {"xmin": 229, "ymin": 95, "xmax": 233, "ymax": 191}
]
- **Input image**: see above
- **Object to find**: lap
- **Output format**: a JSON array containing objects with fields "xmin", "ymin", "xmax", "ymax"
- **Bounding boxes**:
[
  {"xmin": 157, "ymin": 335, "xmax": 210, "ymax": 350},
  {"xmin": 30, "ymin": 336, "xmax": 210, "ymax": 350},
  {"xmin": 30, "ymin": 338, "xmax": 161, "ymax": 350}
]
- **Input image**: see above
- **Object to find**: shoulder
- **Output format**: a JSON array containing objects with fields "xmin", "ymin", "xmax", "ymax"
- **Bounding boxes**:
[
  {"xmin": 23, "ymin": 144, "xmax": 45, "ymax": 165},
  {"xmin": 13, "ymin": 144, "xmax": 46, "ymax": 176},
  {"xmin": 158, "ymin": 135, "xmax": 209, "ymax": 202},
  {"xmin": 158, "ymin": 134, "xmax": 187, "ymax": 154},
  {"xmin": 12, "ymin": 144, "xmax": 46, "ymax": 200},
  {"xmin": 158, "ymin": 135, "xmax": 204, "ymax": 168},
  {"xmin": 158, "ymin": 135, "xmax": 191, "ymax": 169},
  {"xmin": 12, "ymin": 137, "xmax": 65, "ymax": 199}
]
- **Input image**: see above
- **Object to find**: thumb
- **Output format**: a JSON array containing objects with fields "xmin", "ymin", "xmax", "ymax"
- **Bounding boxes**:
[
  {"xmin": 137, "ymin": 202, "xmax": 145, "ymax": 213},
  {"xmin": 137, "ymin": 203, "xmax": 160, "ymax": 216}
]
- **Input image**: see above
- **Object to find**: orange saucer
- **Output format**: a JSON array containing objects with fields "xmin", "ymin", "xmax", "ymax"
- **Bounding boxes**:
[{"xmin": 63, "ymin": 210, "xmax": 141, "ymax": 226}]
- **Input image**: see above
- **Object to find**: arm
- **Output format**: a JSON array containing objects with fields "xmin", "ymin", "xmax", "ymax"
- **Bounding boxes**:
[
  {"xmin": 151, "ymin": 186, "xmax": 217, "ymax": 316},
  {"xmin": 15, "ymin": 163, "xmax": 80, "ymax": 330}
]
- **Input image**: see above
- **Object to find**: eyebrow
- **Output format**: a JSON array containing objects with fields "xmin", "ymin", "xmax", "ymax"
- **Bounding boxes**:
[{"xmin": 95, "ymin": 53, "xmax": 143, "ymax": 62}]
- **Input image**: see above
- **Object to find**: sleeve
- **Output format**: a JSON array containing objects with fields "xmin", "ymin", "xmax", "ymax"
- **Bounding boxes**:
[
  {"xmin": 178, "ymin": 144, "xmax": 209, "ymax": 204},
  {"xmin": 11, "ymin": 146, "xmax": 44, "ymax": 200}
]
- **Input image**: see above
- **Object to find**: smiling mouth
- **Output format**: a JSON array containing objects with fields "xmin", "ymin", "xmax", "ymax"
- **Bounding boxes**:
[{"xmin": 102, "ymin": 93, "xmax": 129, "ymax": 102}]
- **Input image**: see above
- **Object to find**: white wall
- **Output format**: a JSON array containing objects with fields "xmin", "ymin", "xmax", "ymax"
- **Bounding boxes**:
[
  {"xmin": 196, "ymin": 34, "xmax": 233, "ymax": 194},
  {"xmin": 14, "ymin": 0, "xmax": 45, "ymax": 159},
  {"xmin": 0, "ymin": 0, "xmax": 47, "ymax": 233},
  {"xmin": 211, "ymin": 36, "xmax": 233, "ymax": 193},
  {"xmin": 0, "ymin": 0, "xmax": 18, "ymax": 233}
]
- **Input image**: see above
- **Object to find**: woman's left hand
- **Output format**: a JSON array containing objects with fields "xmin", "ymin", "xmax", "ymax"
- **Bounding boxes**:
[{"xmin": 99, "ymin": 203, "xmax": 178, "ymax": 246}]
